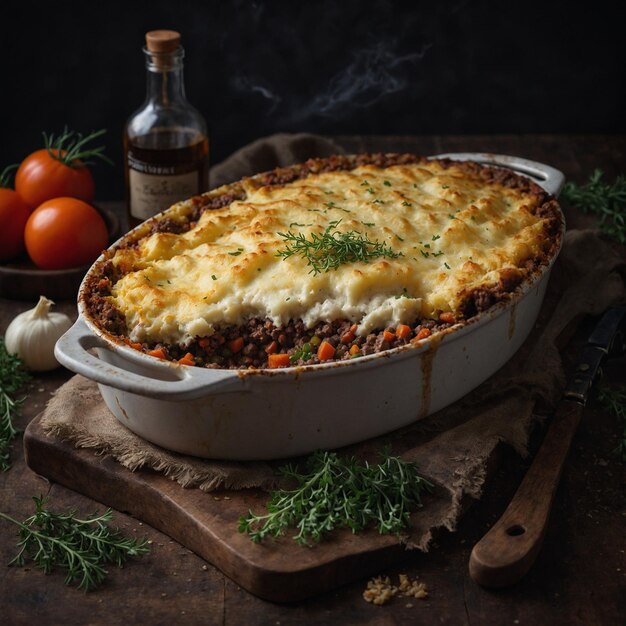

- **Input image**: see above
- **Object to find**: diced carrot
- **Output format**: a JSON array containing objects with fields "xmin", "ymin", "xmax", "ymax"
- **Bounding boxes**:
[
  {"xmin": 439, "ymin": 311, "xmax": 456, "ymax": 324},
  {"xmin": 228, "ymin": 337, "xmax": 244, "ymax": 353},
  {"xmin": 147, "ymin": 347, "xmax": 166, "ymax": 359},
  {"xmin": 340, "ymin": 330, "xmax": 355, "ymax": 344},
  {"xmin": 268, "ymin": 353, "xmax": 290, "ymax": 368},
  {"xmin": 396, "ymin": 324, "xmax": 411, "ymax": 339},
  {"xmin": 349, "ymin": 344, "xmax": 361, "ymax": 356},
  {"xmin": 411, "ymin": 328, "xmax": 431, "ymax": 343},
  {"xmin": 178, "ymin": 352, "xmax": 195, "ymax": 366},
  {"xmin": 198, "ymin": 338, "xmax": 211, "ymax": 349},
  {"xmin": 265, "ymin": 340, "xmax": 278, "ymax": 354},
  {"xmin": 340, "ymin": 323, "xmax": 358, "ymax": 343},
  {"xmin": 317, "ymin": 340, "xmax": 336, "ymax": 361},
  {"xmin": 130, "ymin": 342, "xmax": 143, "ymax": 351},
  {"xmin": 383, "ymin": 330, "xmax": 395, "ymax": 343}
]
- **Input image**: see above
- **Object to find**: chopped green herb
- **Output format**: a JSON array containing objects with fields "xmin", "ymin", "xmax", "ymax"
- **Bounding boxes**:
[
  {"xmin": 211, "ymin": 275, "xmax": 217, "ymax": 281},
  {"xmin": 448, "ymin": 214, "xmax": 457, "ymax": 220},
  {"xmin": 441, "ymin": 184, "xmax": 449, "ymax": 189},
  {"xmin": 383, "ymin": 180, "xmax": 392, "ymax": 187},
  {"xmin": 290, "ymin": 342, "xmax": 313, "ymax": 364},
  {"xmin": 277, "ymin": 220, "xmax": 402, "ymax": 275},
  {"xmin": 238, "ymin": 448, "xmax": 432, "ymax": 545},
  {"xmin": 396, "ymin": 235, "xmax": 404, "ymax": 242},
  {"xmin": 420, "ymin": 249, "xmax": 430, "ymax": 258},
  {"xmin": 444, "ymin": 262, "xmax": 451, "ymax": 269},
  {"xmin": 373, "ymin": 199, "xmax": 386, "ymax": 204},
  {"xmin": 402, "ymin": 201, "xmax": 412, "ymax": 207},
  {"xmin": 228, "ymin": 248, "xmax": 244, "ymax": 256},
  {"xmin": 0, "ymin": 496, "xmax": 149, "ymax": 591},
  {"xmin": 432, "ymin": 250, "xmax": 444, "ymax": 257},
  {"xmin": 432, "ymin": 234, "xmax": 441, "ymax": 241},
  {"xmin": 361, "ymin": 221, "xmax": 375, "ymax": 227},
  {"xmin": 423, "ymin": 243, "xmax": 430, "ymax": 248},
  {"xmin": 561, "ymin": 170, "xmax": 626, "ymax": 244},
  {"xmin": 0, "ymin": 340, "xmax": 30, "ymax": 471}
]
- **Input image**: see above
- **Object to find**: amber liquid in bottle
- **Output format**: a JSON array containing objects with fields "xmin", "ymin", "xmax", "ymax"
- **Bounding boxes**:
[
  {"xmin": 124, "ymin": 127, "xmax": 209, "ymax": 228},
  {"xmin": 125, "ymin": 30, "xmax": 209, "ymax": 228}
]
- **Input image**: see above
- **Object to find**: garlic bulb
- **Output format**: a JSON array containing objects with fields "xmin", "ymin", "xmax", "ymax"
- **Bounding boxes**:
[{"xmin": 4, "ymin": 296, "xmax": 73, "ymax": 371}]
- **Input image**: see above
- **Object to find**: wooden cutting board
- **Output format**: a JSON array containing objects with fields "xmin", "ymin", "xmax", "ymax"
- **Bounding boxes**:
[{"xmin": 24, "ymin": 413, "xmax": 412, "ymax": 602}]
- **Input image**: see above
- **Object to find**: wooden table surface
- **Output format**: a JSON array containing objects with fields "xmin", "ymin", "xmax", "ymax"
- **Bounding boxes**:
[{"xmin": 1, "ymin": 135, "xmax": 625, "ymax": 625}]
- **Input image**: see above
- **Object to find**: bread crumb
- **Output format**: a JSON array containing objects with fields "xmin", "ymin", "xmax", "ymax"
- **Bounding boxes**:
[{"xmin": 363, "ymin": 574, "xmax": 429, "ymax": 605}]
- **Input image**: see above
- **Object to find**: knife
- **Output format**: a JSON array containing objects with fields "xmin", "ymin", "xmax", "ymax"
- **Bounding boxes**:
[{"xmin": 469, "ymin": 306, "xmax": 626, "ymax": 588}]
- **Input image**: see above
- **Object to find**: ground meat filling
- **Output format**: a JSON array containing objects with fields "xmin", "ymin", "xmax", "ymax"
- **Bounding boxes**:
[
  {"xmin": 82, "ymin": 153, "xmax": 563, "ymax": 369},
  {"xmin": 138, "ymin": 317, "xmax": 453, "ymax": 370}
]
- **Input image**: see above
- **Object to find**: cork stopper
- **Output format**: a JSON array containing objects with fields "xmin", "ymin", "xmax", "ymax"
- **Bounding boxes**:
[{"xmin": 145, "ymin": 30, "xmax": 181, "ymax": 54}]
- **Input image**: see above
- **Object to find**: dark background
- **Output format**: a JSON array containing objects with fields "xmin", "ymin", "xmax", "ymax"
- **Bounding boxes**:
[{"xmin": 1, "ymin": 0, "xmax": 624, "ymax": 201}]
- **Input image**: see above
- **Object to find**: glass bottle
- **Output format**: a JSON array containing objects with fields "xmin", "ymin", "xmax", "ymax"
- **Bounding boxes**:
[{"xmin": 124, "ymin": 30, "xmax": 209, "ymax": 228}]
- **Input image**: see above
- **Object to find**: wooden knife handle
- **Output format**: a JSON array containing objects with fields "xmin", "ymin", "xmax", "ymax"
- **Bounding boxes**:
[{"xmin": 469, "ymin": 399, "xmax": 585, "ymax": 588}]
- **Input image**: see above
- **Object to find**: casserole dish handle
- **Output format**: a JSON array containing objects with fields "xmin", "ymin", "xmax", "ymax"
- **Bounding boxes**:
[
  {"xmin": 55, "ymin": 319, "xmax": 241, "ymax": 400},
  {"xmin": 433, "ymin": 153, "xmax": 565, "ymax": 197}
]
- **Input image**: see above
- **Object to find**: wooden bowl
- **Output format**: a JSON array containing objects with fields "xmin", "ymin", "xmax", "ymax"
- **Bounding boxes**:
[{"xmin": 0, "ymin": 206, "xmax": 121, "ymax": 302}]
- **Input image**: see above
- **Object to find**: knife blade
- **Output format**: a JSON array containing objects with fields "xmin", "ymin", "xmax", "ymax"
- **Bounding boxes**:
[{"xmin": 469, "ymin": 306, "xmax": 626, "ymax": 588}]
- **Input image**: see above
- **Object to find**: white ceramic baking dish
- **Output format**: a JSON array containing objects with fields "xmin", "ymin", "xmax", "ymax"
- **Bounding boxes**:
[{"xmin": 55, "ymin": 153, "xmax": 565, "ymax": 460}]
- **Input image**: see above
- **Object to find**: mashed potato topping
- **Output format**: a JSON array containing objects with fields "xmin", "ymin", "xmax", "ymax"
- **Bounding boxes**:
[{"xmin": 109, "ymin": 160, "xmax": 554, "ymax": 345}]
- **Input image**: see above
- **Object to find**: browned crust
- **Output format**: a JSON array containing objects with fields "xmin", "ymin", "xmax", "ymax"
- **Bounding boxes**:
[{"xmin": 81, "ymin": 153, "xmax": 564, "ymax": 366}]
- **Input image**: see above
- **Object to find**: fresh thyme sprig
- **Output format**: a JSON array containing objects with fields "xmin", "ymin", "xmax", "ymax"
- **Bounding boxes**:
[
  {"xmin": 276, "ymin": 219, "xmax": 402, "ymax": 275},
  {"xmin": 0, "ymin": 496, "xmax": 150, "ymax": 591},
  {"xmin": 596, "ymin": 383, "xmax": 626, "ymax": 461},
  {"xmin": 561, "ymin": 170, "xmax": 626, "ymax": 244},
  {"xmin": 239, "ymin": 448, "xmax": 432, "ymax": 545},
  {"xmin": 0, "ymin": 339, "xmax": 31, "ymax": 472},
  {"xmin": 43, "ymin": 127, "xmax": 114, "ymax": 168}
]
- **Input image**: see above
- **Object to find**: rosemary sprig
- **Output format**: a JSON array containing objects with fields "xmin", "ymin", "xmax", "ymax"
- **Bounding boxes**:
[
  {"xmin": 276, "ymin": 219, "xmax": 402, "ymax": 275},
  {"xmin": 561, "ymin": 170, "xmax": 626, "ymax": 244},
  {"xmin": 596, "ymin": 383, "xmax": 626, "ymax": 461},
  {"xmin": 0, "ymin": 339, "xmax": 31, "ymax": 472},
  {"xmin": 0, "ymin": 496, "xmax": 149, "ymax": 591},
  {"xmin": 239, "ymin": 448, "xmax": 432, "ymax": 545},
  {"xmin": 43, "ymin": 127, "xmax": 114, "ymax": 168}
]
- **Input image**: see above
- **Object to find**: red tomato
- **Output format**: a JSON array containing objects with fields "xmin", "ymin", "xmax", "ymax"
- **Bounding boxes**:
[
  {"xmin": 0, "ymin": 188, "xmax": 31, "ymax": 261},
  {"xmin": 15, "ymin": 149, "xmax": 95, "ymax": 209},
  {"xmin": 25, "ymin": 198, "xmax": 108, "ymax": 270}
]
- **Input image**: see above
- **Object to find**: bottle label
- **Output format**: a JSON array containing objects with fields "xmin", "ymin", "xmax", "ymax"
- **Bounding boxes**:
[{"xmin": 128, "ymin": 165, "xmax": 199, "ymax": 220}]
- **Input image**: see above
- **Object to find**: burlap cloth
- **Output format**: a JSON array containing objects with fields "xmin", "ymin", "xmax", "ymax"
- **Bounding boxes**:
[{"xmin": 40, "ymin": 135, "xmax": 626, "ymax": 550}]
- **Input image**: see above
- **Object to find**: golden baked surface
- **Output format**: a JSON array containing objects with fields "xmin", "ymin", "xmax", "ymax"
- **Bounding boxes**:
[{"xmin": 106, "ymin": 158, "xmax": 559, "ymax": 345}]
